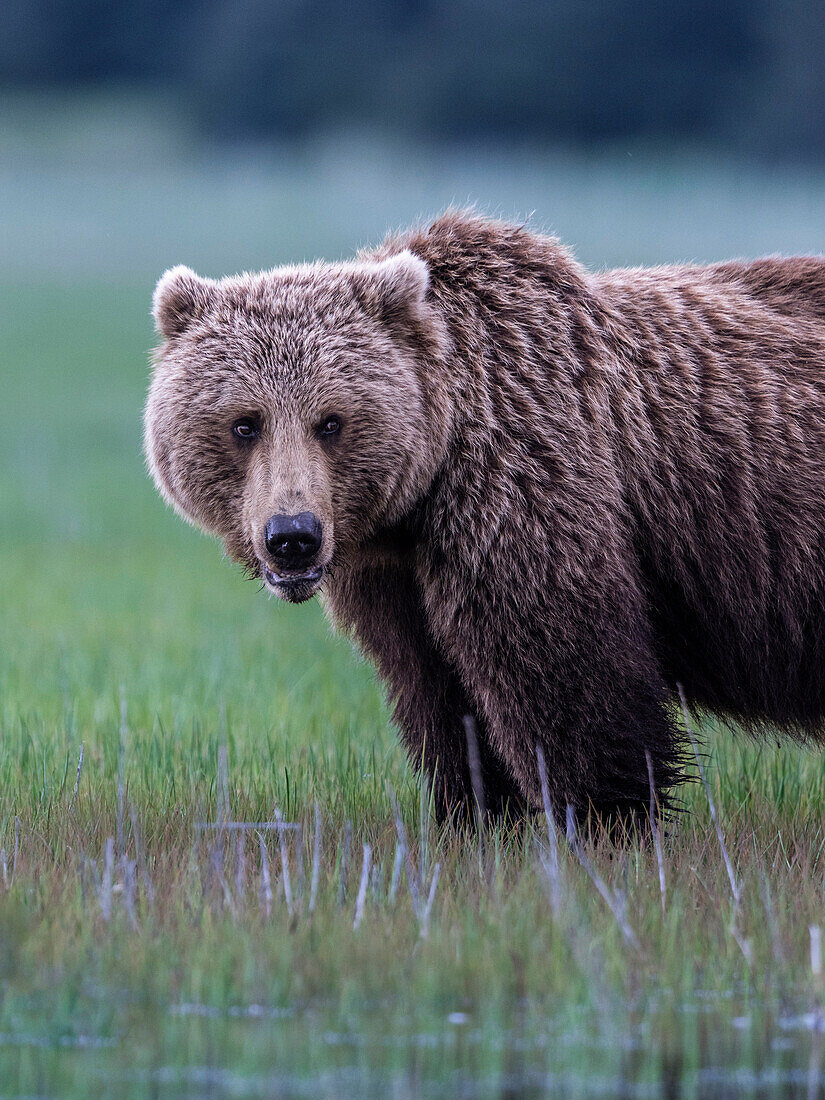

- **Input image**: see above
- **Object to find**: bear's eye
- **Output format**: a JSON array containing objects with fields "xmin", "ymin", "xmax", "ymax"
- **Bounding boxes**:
[
  {"xmin": 232, "ymin": 417, "xmax": 260, "ymax": 442},
  {"xmin": 318, "ymin": 415, "xmax": 342, "ymax": 438}
]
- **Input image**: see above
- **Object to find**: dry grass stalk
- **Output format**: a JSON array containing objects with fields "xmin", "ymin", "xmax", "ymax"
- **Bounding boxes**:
[
  {"xmin": 389, "ymin": 841, "xmax": 404, "ymax": 906},
  {"xmin": 217, "ymin": 743, "xmax": 230, "ymax": 827},
  {"xmin": 729, "ymin": 911, "xmax": 753, "ymax": 964},
  {"xmin": 535, "ymin": 744, "xmax": 561, "ymax": 913},
  {"xmin": 83, "ymin": 855, "xmax": 100, "ymax": 910},
  {"xmin": 754, "ymin": 837, "xmax": 784, "ymax": 967},
  {"xmin": 100, "ymin": 836, "xmax": 114, "ymax": 922},
  {"xmin": 646, "ymin": 749, "xmax": 667, "ymax": 917},
  {"xmin": 234, "ymin": 832, "xmax": 246, "ymax": 901},
  {"xmin": 257, "ymin": 831, "xmax": 272, "ymax": 918},
  {"xmin": 129, "ymin": 804, "xmax": 155, "ymax": 906},
  {"xmin": 117, "ymin": 690, "xmax": 127, "ymax": 861},
  {"xmin": 295, "ymin": 823, "xmax": 304, "ymax": 911},
  {"xmin": 678, "ymin": 684, "xmax": 741, "ymax": 904},
  {"xmin": 10, "ymin": 817, "xmax": 19, "ymax": 890},
  {"xmin": 71, "ymin": 741, "xmax": 85, "ymax": 808},
  {"xmin": 122, "ymin": 857, "xmax": 138, "ymax": 930},
  {"xmin": 353, "ymin": 843, "xmax": 371, "ymax": 930},
  {"xmin": 274, "ymin": 807, "xmax": 293, "ymax": 917},
  {"xmin": 420, "ymin": 862, "xmax": 441, "ymax": 939},
  {"xmin": 204, "ymin": 744, "xmax": 230, "ymax": 907},
  {"xmin": 812, "ymin": 925, "xmax": 823, "ymax": 985},
  {"xmin": 386, "ymin": 783, "xmax": 422, "ymax": 919},
  {"xmin": 338, "ymin": 820, "xmax": 352, "ymax": 909},
  {"xmin": 565, "ymin": 806, "xmax": 640, "ymax": 949},
  {"xmin": 309, "ymin": 803, "xmax": 322, "ymax": 915},
  {"xmin": 215, "ymin": 858, "xmax": 237, "ymax": 917},
  {"xmin": 679, "ymin": 687, "xmax": 752, "ymax": 963},
  {"xmin": 418, "ymin": 768, "xmax": 432, "ymax": 886}
]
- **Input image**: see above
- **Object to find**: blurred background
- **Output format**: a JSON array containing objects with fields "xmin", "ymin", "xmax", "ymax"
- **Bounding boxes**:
[{"xmin": 3, "ymin": 0, "xmax": 825, "ymax": 284}]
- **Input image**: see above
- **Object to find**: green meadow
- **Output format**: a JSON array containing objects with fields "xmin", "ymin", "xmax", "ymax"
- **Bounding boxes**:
[{"xmin": 5, "ymin": 105, "xmax": 825, "ymax": 1095}]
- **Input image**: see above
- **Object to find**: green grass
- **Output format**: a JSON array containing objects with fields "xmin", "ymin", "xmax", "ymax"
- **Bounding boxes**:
[{"xmin": 5, "ymin": 138, "xmax": 825, "ymax": 1095}]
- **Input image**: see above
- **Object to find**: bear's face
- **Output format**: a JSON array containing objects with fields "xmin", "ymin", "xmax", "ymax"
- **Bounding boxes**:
[{"xmin": 145, "ymin": 254, "xmax": 450, "ymax": 602}]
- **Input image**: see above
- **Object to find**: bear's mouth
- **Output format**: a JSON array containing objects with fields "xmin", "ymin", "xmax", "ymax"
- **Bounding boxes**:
[{"xmin": 262, "ymin": 562, "xmax": 325, "ymax": 604}]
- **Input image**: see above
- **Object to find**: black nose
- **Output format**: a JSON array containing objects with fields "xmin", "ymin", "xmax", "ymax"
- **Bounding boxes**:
[{"xmin": 264, "ymin": 512, "xmax": 322, "ymax": 568}]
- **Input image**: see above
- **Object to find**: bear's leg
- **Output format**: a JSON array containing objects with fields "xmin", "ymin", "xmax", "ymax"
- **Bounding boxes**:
[
  {"xmin": 569, "ymin": 694, "xmax": 685, "ymax": 834},
  {"xmin": 490, "ymin": 672, "xmax": 684, "ymax": 834},
  {"xmin": 324, "ymin": 559, "xmax": 523, "ymax": 823},
  {"xmin": 430, "ymin": 559, "xmax": 687, "ymax": 831},
  {"xmin": 529, "ymin": 676, "xmax": 683, "ymax": 830}
]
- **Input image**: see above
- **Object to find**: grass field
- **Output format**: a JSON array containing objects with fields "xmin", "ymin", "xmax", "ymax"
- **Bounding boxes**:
[{"xmin": 6, "ymin": 115, "xmax": 825, "ymax": 1095}]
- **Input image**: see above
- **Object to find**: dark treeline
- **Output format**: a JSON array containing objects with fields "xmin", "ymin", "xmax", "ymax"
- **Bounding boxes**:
[{"xmin": 2, "ymin": 0, "xmax": 824, "ymax": 158}]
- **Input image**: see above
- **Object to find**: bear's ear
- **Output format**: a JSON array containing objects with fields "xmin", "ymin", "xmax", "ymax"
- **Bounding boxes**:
[
  {"xmin": 153, "ymin": 265, "xmax": 218, "ymax": 339},
  {"xmin": 352, "ymin": 250, "xmax": 430, "ymax": 327}
]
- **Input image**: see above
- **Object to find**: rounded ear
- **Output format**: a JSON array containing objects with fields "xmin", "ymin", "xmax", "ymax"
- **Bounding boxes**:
[
  {"xmin": 351, "ymin": 250, "xmax": 430, "ymax": 326},
  {"xmin": 152, "ymin": 265, "xmax": 217, "ymax": 339},
  {"xmin": 373, "ymin": 250, "xmax": 430, "ymax": 308}
]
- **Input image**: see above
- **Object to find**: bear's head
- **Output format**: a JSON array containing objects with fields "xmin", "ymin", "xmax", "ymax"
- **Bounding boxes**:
[{"xmin": 145, "ymin": 253, "xmax": 451, "ymax": 602}]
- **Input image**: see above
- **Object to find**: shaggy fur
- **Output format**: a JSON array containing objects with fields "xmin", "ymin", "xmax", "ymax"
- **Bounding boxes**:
[{"xmin": 145, "ymin": 211, "xmax": 825, "ymax": 825}]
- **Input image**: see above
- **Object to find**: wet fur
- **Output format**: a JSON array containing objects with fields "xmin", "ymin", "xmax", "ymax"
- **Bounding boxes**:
[{"xmin": 146, "ymin": 211, "xmax": 825, "ymax": 826}]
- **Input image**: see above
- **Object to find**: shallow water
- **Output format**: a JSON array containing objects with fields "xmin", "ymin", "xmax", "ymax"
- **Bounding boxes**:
[{"xmin": 3, "ymin": 988, "xmax": 825, "ymax": 1099}]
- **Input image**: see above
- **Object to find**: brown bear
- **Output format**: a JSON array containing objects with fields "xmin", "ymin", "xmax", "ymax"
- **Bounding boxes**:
[{"xmin": 145, "ymin": 210, "xmax": 825, "ymax": 826}]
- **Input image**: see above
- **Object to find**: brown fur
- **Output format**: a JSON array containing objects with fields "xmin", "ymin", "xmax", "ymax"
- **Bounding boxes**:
[{"xmin": 145, "ymin": 211, "xmax": 825, "ymax": 825}]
